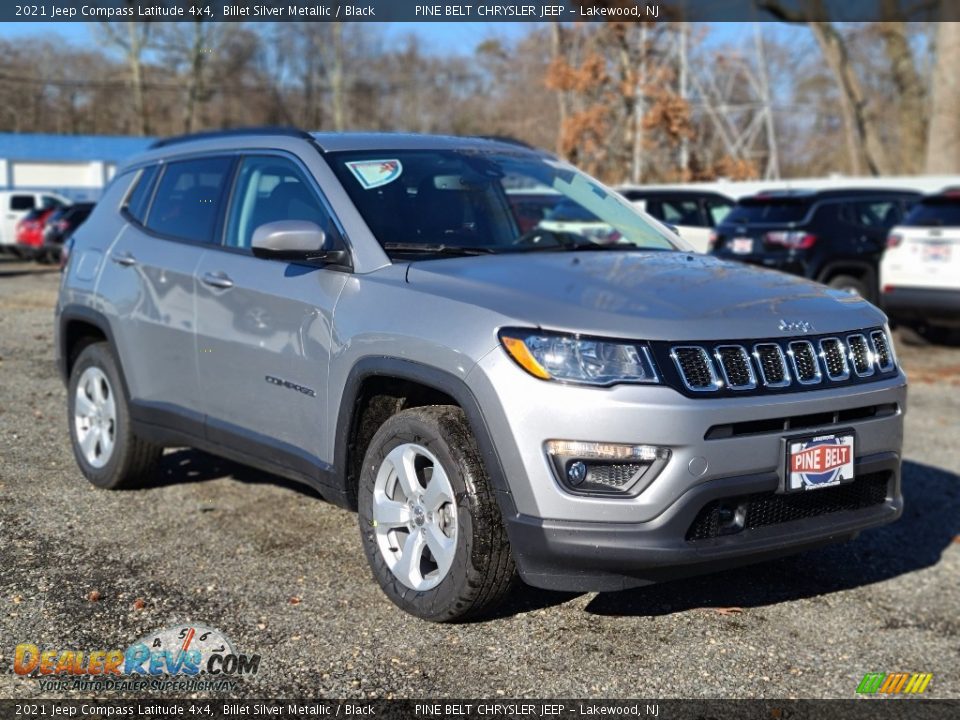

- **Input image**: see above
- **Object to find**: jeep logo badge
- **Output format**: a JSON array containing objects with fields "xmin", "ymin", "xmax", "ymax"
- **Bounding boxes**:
[{"xmin": 779, "ymin": 319, "xmax": 813, "ymax": 333}]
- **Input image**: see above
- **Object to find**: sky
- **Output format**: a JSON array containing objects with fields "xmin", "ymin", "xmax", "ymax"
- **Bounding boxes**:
[
  {"xmin": 0, "ymin": 21, "xmax": 758, "ymax": 55},
  {"xmin": 0, "ymin": 21, "xmax": 533, "ymax": 55}
]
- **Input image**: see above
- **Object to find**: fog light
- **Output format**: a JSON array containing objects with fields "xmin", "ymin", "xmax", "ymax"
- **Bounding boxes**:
[
  {"xmin": 567, "ymin": 461, "xmax": 587, "ymax": 486},
  {"xmin": 545, "ymin": 440, "xmax": 671, "ymax": 497}
]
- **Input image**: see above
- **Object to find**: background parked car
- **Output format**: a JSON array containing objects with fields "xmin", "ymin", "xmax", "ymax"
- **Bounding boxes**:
[
  {"xmin": 0, "ymin": 191, "xmax": 69, "ymax": 256},
  {"xmin": 617, "ymin": 188, "xmax": 735, "ymax": 252},
  {"xmin": 40, "ymin": 202, "xmax": 94, "ymax": 264},
  {"xmin": 881, "ymin": 189, "xmax": 960, "ymax": 342},
  {"xmin": 536, "ymin": 199, "xmax": 624, "ymax": 243},
  {"xmin": 708, "ymin": 188, "xmax": 920, "ymax": 304},
  {"xmin": 506, "ymin": 189, "xmax": 563, "ymax": 234},
  {"xmin": 15, "ymin": 206, "xmax": 60, "ymax": 260}
]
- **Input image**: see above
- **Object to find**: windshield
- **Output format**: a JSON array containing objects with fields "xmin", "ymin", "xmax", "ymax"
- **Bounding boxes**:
[
  {"xmin": 724, "ymin": 198, "xmax": 812, "ymax": 225},
  {"xmin": 543, "ymin": 200, "xmax": 601, "ymax": 222},
  {"xmin": 902, "ymin": 198, "xmax": 960, "ymax": 227},
  {"xmin": 327, "ymin": 149, "xmax": 678, "ymax": 257}
]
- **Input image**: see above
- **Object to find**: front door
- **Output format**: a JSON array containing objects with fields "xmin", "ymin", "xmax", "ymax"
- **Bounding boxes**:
[{"xmin": 194, "ymin": 154, "xmax": 348, "ymax": 474}]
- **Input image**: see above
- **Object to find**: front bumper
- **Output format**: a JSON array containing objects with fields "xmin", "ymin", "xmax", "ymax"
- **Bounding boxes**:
[
  {"xmin": 506, "ymin": 453, "xmax": 901, "ymax": 591},
  {"xmin": 468, "ymin": 346, "xmax": 906, "ymax": 591},
  {"xmin": 882, "ymin": 286, "xmax": 960, "ymax": 325}
]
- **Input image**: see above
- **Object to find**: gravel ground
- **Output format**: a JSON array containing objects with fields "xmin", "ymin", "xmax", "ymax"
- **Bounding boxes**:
[{"xmin": 0, "ymin": 259, "xmax": 957, "ymax": 700}]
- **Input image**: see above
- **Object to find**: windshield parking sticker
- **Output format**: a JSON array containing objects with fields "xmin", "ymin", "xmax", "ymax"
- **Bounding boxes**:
[{"xmin": 346, "ymin": 159, "xmax": 403, "ymax": 189}]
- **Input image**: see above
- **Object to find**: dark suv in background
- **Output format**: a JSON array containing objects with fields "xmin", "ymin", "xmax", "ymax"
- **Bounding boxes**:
[
  {"xmin": 41, "ymin": 202, "xmax": 95, "ymax": 264},
  {"xmin": 709, "ymin": 189, "xmax": 920, "ymax": 303}
]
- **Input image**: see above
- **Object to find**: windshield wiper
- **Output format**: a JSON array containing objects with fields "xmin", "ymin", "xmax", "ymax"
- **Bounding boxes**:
[
  {"xmin": 519, "ymin": 239, "xmax": 660, "ymax": 253},
  {"xmin": 383, "ymin": 243, "xmax": 502, "ymax": 257}
]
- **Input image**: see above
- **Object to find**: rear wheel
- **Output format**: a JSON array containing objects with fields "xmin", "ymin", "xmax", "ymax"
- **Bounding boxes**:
[
  {"xmin": 358, "ymin": 406, "xmax": 516, "ymax": 622},
  {"xmin": 827, "ymin": 274, "xmax": 869, "ymax": 300},
  {"xmin": 68, "ymin": 342, "xmax": 162, "ymax": 489}
]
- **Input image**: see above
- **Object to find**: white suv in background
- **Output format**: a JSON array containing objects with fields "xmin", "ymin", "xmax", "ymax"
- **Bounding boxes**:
[
  {"xmin": 616, "ymin": 188, "xmax": 735, "ymax": 253},
  {"xmin": 881, "ymin": 190, "xmax": 960, "ymax": 340}
]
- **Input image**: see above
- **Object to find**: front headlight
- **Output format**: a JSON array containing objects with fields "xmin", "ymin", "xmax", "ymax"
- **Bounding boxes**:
[{"xmin": 499, "ymin": 329, "xmax": 660, "ymax": 386}]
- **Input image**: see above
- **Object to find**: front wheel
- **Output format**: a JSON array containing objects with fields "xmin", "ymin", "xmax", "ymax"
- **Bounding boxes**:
[{"xmin": 358, "ymin": 406, "xmax": 516, "ymax": 622}]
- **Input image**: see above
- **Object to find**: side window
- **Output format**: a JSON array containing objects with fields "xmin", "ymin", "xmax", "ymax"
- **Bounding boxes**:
[
  {"xmin": 706, "ymin": 199, "xmax": 733, "ymax": 226},
  {"xmin": 225, "ymin": 155, "xmax": 338, "ymax": 251},
  {"xmin": 846, "ymin": 200, "xmax": 900, "ymax": 229},
  {"xmin": 145, "ymin": 157, "xmax": 233, "ymax": 243},
  {"xmin": 41, "ymin": 195, "xmax": 64, "ymax": 209},
  {"xmin": 10, "ymin": 195, "xmax": 34, "ymax": 211},
  {"xmin": 659, "ymin": 197, "xmax": 705, "ymax": 227},
  {"xmin": 124, "ymin": 166, "xmax": 159, "ymax": 224}
]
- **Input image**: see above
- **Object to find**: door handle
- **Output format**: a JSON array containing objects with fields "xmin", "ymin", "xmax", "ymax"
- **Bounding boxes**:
[
  {"xmin": 202, "ymin": 271, "xmax": 234, "ymax": 289},
  {"xmin": 110, "ymin": 252, "xmax": 137, "ymax": 267}
]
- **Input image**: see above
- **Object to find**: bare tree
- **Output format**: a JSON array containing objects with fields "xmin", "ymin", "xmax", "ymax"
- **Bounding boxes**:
[
  {"xmin": 924, "ymin": 20, "xmax": 960, "ymax": 173},
  {"xmin": 158, "ymin": 16, "xmax": 229, "ymax": 133},
  {"xmin": 875, "ymin": 16, "xmax": 925, "ymax": 172},
  {"xmin": 759, "ymin": 1, "xmax": 890, "ymax": 175},
  {"xmin": 98, "ymin": 21, "xmax": 153, "ymax": 136}
]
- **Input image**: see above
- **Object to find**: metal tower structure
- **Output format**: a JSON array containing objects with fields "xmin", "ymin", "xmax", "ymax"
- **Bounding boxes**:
[{"xmin": 672, "ymin": 22, "xmax": 782, "ymax": 180}]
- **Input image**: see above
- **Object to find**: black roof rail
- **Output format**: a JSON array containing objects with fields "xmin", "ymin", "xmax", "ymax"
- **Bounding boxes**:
[{"xmin": 149, "ymin": 126, "xmax": 311, "ymax": 149}]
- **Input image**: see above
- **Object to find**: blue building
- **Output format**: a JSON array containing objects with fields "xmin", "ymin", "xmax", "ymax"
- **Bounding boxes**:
[{"xmin": 0, "ymin": 133, "xmax": 155, "ymax": 201}]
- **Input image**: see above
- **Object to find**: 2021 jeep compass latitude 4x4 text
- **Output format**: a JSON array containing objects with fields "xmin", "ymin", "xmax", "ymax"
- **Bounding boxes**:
[{"xmin": 55, "ymin": 129, "xmax": 906, "ymax": 621}]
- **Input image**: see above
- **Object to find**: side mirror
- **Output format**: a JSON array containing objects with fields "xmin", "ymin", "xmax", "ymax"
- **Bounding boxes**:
[{"xmin": 251, "ymin": 220, "xmax": 349, "ymax": 266}]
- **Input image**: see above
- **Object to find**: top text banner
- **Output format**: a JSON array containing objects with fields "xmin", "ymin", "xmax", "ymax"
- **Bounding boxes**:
[{"xmin": 3, "ymin": 1, "xmax": 951, "ymax": 23}]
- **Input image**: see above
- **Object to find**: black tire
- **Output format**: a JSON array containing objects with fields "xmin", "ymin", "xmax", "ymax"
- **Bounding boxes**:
[
  {"xmin": 358, "ymin": 405, "xmax": 516, "ymax": 622},
  {"xmin": 827, "ymin": 274, "xmax": 869, "ymax": 300},
  {"xmin": 67, "ymin": 342, "xmax": 162, "ymax": 489}
]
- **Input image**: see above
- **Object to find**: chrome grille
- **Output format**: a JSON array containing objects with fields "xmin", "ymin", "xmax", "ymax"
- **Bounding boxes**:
[
  {"xmin": 666, "ymin": 328, "xmax": 895, "ymax": 395},
  {"xmin": 788, "ymin": 340, "xmax": 821, "ymax": 384},
  {"xmin": 820, "ymin": 338, "xmax": 850, "ymax": 380},
  {"xmin": 870, "ymin": 330, "xmax": 894, "ymax": 371},
  {"xmin": 715, "ymin": 345, "xmax": 756, "ymax": 390},
  {"xmin": 754, "ymin": 343, "xmax": 790, "ymax": 387},
  {"xmin": 671, "ymin": 346, "xmax": 720, "ymax": 391},
  {"xmin": 847, "ymin": 334, "xmax": 874, "ymax": 376}
]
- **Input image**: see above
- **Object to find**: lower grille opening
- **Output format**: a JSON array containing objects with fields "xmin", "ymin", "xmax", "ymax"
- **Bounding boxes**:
[
  {"xmin": 686, "ymin": 472, "xmax": 891, "ymax": 541},
  {"xmin": 704, "ymin": 403, "xmax": 898, "ymax": 440}
]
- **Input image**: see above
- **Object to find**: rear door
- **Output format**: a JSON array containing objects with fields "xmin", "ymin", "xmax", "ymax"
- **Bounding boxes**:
[
  {"xmin": 102, "ymin": 157, "xmax": 235, "ymax": 426},
  {"xmin": 194, "ymin": 153, "xmax": 348, "ymax": 473},
  {"xmin": 837, "ymin": 198, "xmax": 904, "ymax": 260}
]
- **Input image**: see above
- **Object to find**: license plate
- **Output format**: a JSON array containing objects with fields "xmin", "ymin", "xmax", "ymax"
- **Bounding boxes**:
[
  {"xmin": 923, "ymin": 242, "xmax": 951, "ymax": 262},
  {"xmin": 784, "ymin": 432, "xmax": 855, "ymax": 492},
  {"xmin": 731, "ymin": 237, "xmax": 753, "ymax": 254}
]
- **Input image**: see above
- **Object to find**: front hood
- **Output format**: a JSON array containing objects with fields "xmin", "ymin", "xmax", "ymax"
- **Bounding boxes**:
[{"xmin": 405, "ymin": 251, "xmax": 886, "ymax": 341}]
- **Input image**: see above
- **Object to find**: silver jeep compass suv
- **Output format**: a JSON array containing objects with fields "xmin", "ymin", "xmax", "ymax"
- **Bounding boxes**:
[{"xmin": 55, "ymin": 129, "xmax": 906, "ymax": 621}]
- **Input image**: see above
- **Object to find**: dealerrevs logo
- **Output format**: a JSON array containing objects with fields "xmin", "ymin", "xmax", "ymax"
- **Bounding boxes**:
[{"xmin": 13, "ymin": 625, "xmax": 260, "ymax": 692}]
